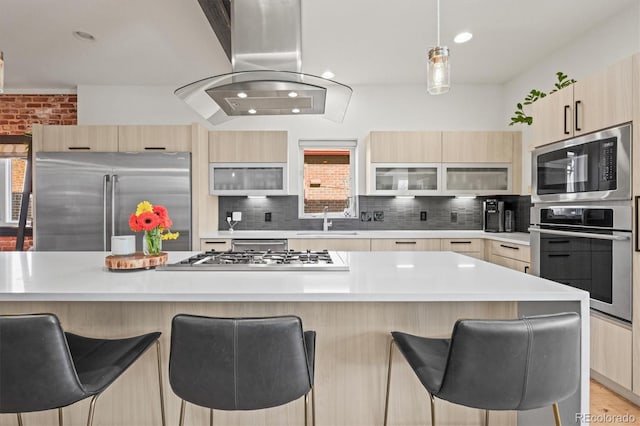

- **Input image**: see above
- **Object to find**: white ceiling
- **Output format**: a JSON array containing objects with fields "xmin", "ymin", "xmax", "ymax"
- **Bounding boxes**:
[{"xmin": 1, "ymin": 0, "xmax": 636, "ymax": 90}]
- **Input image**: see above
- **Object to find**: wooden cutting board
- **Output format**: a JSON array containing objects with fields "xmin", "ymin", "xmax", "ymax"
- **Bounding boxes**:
[{"xmin": 105, "ymin": 252, "xmax": 168, "ymax": 271}]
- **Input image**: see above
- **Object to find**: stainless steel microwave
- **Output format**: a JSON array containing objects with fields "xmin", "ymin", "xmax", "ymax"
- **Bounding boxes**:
[{"xmin": 531, "ymin": 124, "xmax": 631, "ymax": 203}]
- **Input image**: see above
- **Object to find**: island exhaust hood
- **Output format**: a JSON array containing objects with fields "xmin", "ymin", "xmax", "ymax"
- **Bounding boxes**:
[{"xmin": 175, "ymin": 0, "xmax": 353, "ymax": 124}]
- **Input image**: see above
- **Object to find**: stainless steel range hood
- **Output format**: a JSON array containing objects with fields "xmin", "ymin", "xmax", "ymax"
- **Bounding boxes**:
[{"xmin": 176, "ymin": 0, "xmax": 352, "ymax": 124}]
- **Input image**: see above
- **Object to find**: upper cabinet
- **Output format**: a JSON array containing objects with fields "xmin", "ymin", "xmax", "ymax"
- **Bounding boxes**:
[
  {"xmin": 530, "ymin": 56, "xmax": 633, "ymax": 149},
  {"xmin": 209, "ymin": 131, "xmax": 288, "ymax": 162},
  {"xmin": 367, "ymin": 131, "xmax": 441, "ymax": 163},
  {"xmin": 118, "ymin": 125, "xmax": 192, "ymax": 152},
  {"xmin": 40, "ymin": 125, "xmax": 119, "ymax": 152},
  {"xmin": 442, "ymin": 131, "xmax": 513, "ymax": 163}
]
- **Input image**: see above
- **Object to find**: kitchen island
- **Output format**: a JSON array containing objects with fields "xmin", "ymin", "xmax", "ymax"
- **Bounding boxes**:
[{"xmin": 0, "ymin": 251, "xmax": 588, "ymax": 426}]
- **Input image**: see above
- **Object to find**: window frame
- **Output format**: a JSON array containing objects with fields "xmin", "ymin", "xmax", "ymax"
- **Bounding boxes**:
[{"xmin": 298, "ymin": 139, "xmax": 358, "ymax": 220}]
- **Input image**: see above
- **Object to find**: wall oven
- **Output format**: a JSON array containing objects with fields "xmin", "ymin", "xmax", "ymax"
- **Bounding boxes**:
[
  {"xmin": 530, "ymin": 203, "xmax": 632, "ymax": 322},
  {"xmin": 531, "ymin": 124, "xmax": 631, "ymax": 203}
]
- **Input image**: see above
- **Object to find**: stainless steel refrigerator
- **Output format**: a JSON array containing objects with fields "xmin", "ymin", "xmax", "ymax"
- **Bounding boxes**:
[{"xmin": 35, "ymin": 152, "xmax": 191, "ymax": 251}]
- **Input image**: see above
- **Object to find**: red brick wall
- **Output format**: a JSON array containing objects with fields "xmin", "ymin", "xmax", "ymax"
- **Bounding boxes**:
[
  {"xmin": 0, "ymin": 236, "xmax": 32, "ymax": 251},
  {"xmin": 303, "ymin": 153, "xmax": 351, "ymax": 213},
  {"xmin": 0, "ymin": 94, "xmax": 76, "ymax": 251},
  {"xmin": 0, "ymin": 94, "xmax": 77, "ymax": 135}
]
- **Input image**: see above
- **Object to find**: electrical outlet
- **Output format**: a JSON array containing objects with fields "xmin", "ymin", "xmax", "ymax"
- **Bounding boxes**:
[
  {"xmin": 450, "ymin": 212, "xmax": 458, "ymax": 223},
  {"xmin": 373, "ymin": 211, "xmax": 384, "ymax": 222},
  {"xmin": 420, "ymin": 211, "xmax": 427, "ymax": 221},
  {"xmin": 265, "ymin": 212, "xmax": 272, "ymax": 222},
  {"xmin": 232, "ymin": 211, "xmax": 242, "ymax": 221}
]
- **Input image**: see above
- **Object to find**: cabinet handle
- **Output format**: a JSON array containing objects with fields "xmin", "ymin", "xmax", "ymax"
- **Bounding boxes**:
[
  {"xmin": 524, "ymin": 265, "xmax": 529, "ymax": 273},
  {"xmin": 395, "ymin": 241, "xmax": 417, "ymax": 245},
  {"xmin": 144, "ymin": 147, "xmax": 167, "ymax": 150},
  {"xmin": 204, "ymin": 241, "xmax": 228, "ymax": 244},
  {"xmin": 450, "ymin": 241, "xmax": 472, "ymax": 244},
  {"xmin": 563, "ymin": 105, "xmax": 571, "ymax": 135},
  {"xmin": 68, "ymin": 146, "xmax": 91, "ymax": 150},
  {"xmin": 548, "ymin": 254, "xmax": 570, "ymax": 258},
  {"xmin": 499, "ymin": 244, "xmax": 520, "ymax": 250},
  {"xmin": 574, "ymin": 100, "xmax": 582, "ymax": 131},
  {"xmin": 548, "ymin": 240, "xmax": 570, "ymax": 244}
]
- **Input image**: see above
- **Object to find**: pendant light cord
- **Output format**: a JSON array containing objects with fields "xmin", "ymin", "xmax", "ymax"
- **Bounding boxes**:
[{"xmin": 436, "ymin": 0, "xmax": 440, "ymax": 47}]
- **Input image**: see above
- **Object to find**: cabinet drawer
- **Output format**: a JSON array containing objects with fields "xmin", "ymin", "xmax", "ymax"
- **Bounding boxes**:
[
  {"xmin": 590, "ymin": 313, "xmax": 632, "ymax": 390},
  {"xmin": 370, "ymin": 239, "xmax": 440, "ymax": 251},
  {"xmin": 118, "ymin": 125, "xmax": 192, "ymax": 152},
  {"xmin": 490, "ymin": 255, "xmax": 530, "ymax": 274},
  {"xmin": 200, "ymin": 239, "xmax": 231, "ymax": 251},
  {"xmin": 41, "ymin": 125, "xmax": 118, "ymax": 152},
  {"xmin": 441, "ymin": 238, "xmax": 484, "ymax": 253},
  {"xmin": 489, "ymin": 240, "xmax": 530, "ymax": 262},
  {"xmin": 288, "ymin": 239, "xmax": 371, "ymax": 251}
]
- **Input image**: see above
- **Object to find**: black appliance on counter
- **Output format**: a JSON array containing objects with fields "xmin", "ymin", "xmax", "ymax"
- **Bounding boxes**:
[{"xmin": 483, "ymin": 199, "xmax": 504, "ymax": 232}]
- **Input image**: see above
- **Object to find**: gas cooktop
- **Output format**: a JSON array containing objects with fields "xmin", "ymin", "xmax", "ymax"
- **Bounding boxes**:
[{"xmin": 158, "ymin": 250, "xmax": 349, "ymax": 271}]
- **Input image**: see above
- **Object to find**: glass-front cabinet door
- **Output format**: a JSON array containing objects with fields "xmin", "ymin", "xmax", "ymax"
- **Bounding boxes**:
[
  {"xmin": 369, "ymin": 163, "xmax": 441, "ymax": 195},
  {"xmin": 443, "ymin": 163, "xmax": 511, "ymax": 194},
  {"xmin": 209, "ymin": 163, "xmax": 287, "ymax": 195}
]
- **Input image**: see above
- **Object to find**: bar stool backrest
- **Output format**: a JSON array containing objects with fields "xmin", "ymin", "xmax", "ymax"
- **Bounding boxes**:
[
  {"xmin": 437, "ymin": 312, "xmax": 580, "ymax": 411},
  {"xmin": 0, "ymin": 314, "xmax": 86, "ymax": 413},
  {"xmin": 169, "ymin": 315, "xmax": 313, "ymax": 411}
]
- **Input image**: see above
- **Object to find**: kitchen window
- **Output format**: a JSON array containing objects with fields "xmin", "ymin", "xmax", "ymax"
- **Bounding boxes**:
[{"xmin": 298, "ymin": 140, "xmax": 357, "ymax": 219}]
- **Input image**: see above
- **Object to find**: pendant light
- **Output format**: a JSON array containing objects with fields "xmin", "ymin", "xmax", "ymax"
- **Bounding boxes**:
[
  {"xmin": 427, "ymin": 0, "xmax": 450, "ymax": 95},
  {"xmin": 0, "ymin": 51, "xmax": 4, "ymax": 93}
]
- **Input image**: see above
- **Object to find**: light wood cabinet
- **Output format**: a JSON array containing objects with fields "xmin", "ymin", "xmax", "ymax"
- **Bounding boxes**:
[
  {"xmin": 200, "ymin": 239, "xmax": 231, "ymax": 252},
  {"xmin": 530, "ymin": 56, "xmax": 632, "ymax": 149},
  {"xmin": 591, "ymin": 313, "xmax": 632, "ymax": 390},
  {"xmin": 40, "ymin": 125, "xmax": 118, "ymax": 152},
  {"xmin": 370, "ymin": 238, "xmax": 441, "ymax": 251},
  {"xmin": 367, "ymin": 131, "xmax": 442, "ymax": 163},
  {"xmin": 118, "ymin": 125, "xmax": 192, "ymax": 152},
  {"xmin": 442, "ymin": 132, "xmax": 513, "ymax": 163},
  {"xmin": 288, "ymin": 239, "xmax": 371, "ymax": 251},
  {"xmin": 441, "ymin": 238, "xmax": 484, "ymax": 259},
  {"xmin": 209, "ymin": 131, "xmax": 288, "ymax": 162},
  {"xmin": 486, "ymin": 240, "xmax": 530, "ymax": 273}
]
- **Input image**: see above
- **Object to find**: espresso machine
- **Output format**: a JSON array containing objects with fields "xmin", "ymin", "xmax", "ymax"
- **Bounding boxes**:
[{"xmin": 483, "ymin": 199, "xmax": 504, "ymax": 232}]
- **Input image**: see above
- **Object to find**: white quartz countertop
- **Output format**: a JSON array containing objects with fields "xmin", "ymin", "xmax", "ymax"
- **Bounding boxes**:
[
  {"xmin": 0, "ymin": 251, "xmax": 584, "ymax": 302},
  {"xmin": 201, "ymin": 230, "xmax": 531, "ymax": 245}
]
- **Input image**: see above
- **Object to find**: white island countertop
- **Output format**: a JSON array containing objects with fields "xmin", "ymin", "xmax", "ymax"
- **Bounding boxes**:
[{"xmin": 0, "ymin": 251, "xmax": 584, "ymax": 303}]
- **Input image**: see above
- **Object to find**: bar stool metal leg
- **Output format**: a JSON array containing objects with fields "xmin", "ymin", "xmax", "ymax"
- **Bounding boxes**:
[
  {"xmin": 16, "ymin": 413, "xmax": 23, "ymax": 426},
  {"xmin": 59, "ymin": 408, "xmax": 64, "ymax": 426},
  {"xmin": 304, "ymin": 393, "xmax": 309, "ymax": 426},
  {"xmin": 155, "ymin": 340, "xmax": 167, "ymax": 426},
  {"xmin": 552, "ymin": 403, "xmax": 562, "ymax": 426},
  {"xmin": 484, "ymin": 409, "xmax": 489, "ymax": 426},
  {"xmin": 178, "ymin": 400, "xmax": 186, "ymax": 426},
  {"xmin": 383, "ymin": 339, "xmax": 395, "ymax": 426},
  {"xmin": 209, "ymin": 408, "xmax": 213, "ymax": 426},
  {"xmin": 311, "ymin": 386, "xmax": 316, "ymax": 426},
  {"xmin": 429, "ymin": 394, "xmax": 436, "ymax": 426},
  {"xmin": 86, "ymin": 394, "xmax": 99, "ymax": 426}
]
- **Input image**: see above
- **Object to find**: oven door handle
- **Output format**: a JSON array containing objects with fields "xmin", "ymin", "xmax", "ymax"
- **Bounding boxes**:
[{"xmin": 528, "ymin": 227, "xmax": 630, "ymax": 241}]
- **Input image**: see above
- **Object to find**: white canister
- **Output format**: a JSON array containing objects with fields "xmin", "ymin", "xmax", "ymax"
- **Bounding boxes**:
[{"xmin": 111, "ymin": 235, "xmax": 136, "ymax": 256}]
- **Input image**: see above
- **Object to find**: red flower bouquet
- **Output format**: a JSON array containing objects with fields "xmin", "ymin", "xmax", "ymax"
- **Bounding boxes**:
[{"xmin": 129, "ymin": 201, "xmax": 179, "ymax": 255}]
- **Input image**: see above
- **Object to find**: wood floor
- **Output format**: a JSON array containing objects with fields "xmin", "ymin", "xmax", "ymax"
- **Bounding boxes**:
[{"xmin": 591, "ymin": 380, "xmax": 640, "ymax": 425}]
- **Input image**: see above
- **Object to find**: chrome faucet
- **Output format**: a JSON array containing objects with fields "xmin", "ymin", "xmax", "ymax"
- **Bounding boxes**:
[{"xmin": 323, "ymin": 206, "xmax": 333, "ymax": 232}]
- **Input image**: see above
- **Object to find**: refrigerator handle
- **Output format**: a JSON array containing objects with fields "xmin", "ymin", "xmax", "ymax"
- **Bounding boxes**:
[
  {"xmin": 103, "ymin": 175, "xmax": 110, "ymax": 251},
  {"xmin": 111, "ymin": 175, "xmax": 118, "ymax": 237}
]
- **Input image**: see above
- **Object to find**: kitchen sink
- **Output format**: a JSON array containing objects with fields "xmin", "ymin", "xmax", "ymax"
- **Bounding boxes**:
[{"xmin": 295, "ymin": 231, "xmax": 359, "ymax": 236}]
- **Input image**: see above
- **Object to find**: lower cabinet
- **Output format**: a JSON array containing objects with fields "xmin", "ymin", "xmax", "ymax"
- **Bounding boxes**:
[
  {"xmin": 441, "ymin": 238, "xmax": 485, "ymax": 260},
  {"xmin": 591, "ymin": 312, "xmax": 632, "ymax": 390},
  {"xmin": 200, "ymin": 239, "xmax": 231, "ymax": 251},
  {"xmin": 288, "ymin": 239, "xmax": 371, "ymax": 251},
  {"xmin": 486, "ymin": 240, "xmax": 530, "ymax": 273},
  {"xmin": 370, "ymin": 238, "xmax": 441, "ymax": 251}
]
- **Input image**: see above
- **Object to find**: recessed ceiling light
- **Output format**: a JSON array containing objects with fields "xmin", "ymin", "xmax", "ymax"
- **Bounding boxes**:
[
  {"xmin": 237, "ymin": 92, "xmax": 248, "ymax": 98},
  {"xmin": 321, "ymin": 70, "xmax": 335, "ymax": 79},
  {"xmin": 454, "ymin": 32, "xmax": 473, "ymax": 44},
  {"xmin": 292, "ymin": 108, "xmax": 300, "ymax": 113},
  {"xmin": 72, "ymin": 31, "xmax": 96, "ymax": 42},
  {"xmin": 248, "ymin": 108, "xmax": 257, "ymax": 114},
  {"xmin": 288, "ymin": 91, "xmax": 298, "ymax": 98}
]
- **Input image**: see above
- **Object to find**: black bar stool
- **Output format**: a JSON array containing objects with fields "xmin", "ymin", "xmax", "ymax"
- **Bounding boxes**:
[
  {"xmin": 0, "ymin": 313, "xmax": 166, "ymax": 426},
  {"xmin": 169, "ymin": 314, "xmax": 316, "ymax": 426},
  {"xmin": 384, "ymin": 312, "xmax": 580, "ymax": 426}
]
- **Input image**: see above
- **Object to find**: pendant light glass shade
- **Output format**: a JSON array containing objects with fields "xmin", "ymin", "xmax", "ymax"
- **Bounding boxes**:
[
  {"xmin": 427, "ymin": 46, "xmax": 450, "ymax": 95},
  {"xmin": 0, "ymin": 51, "xmax": 4, "ymax": 93}
]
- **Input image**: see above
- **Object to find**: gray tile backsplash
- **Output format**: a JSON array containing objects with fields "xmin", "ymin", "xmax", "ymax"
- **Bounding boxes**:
[{"xmin": 217, "ymin": 195, "xmax": 532, "ymax": 232}]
